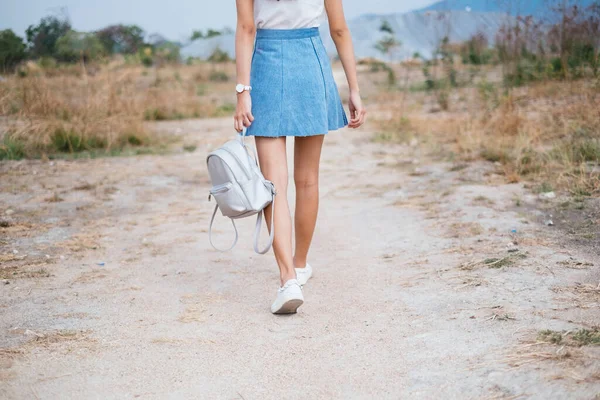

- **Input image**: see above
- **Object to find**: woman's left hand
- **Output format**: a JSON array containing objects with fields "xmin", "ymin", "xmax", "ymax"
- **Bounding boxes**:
[{"xmin": 348, "ymin": 90, "xmax": 366, "ymax": 129}]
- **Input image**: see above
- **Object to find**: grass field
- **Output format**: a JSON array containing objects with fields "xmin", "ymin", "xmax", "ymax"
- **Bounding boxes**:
[
  {"xmin": 1, "ymin": 56, "xmax": 599, "ymax": 197},
  {"xmin": 0, "ymin": 61, "xmax": 236, "ymax": 159}
]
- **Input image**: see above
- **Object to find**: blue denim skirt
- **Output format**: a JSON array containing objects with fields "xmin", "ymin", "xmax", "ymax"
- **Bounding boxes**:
[{"xmin": 245, "ymin": 28, "xmax": 348, "ymax": 137}]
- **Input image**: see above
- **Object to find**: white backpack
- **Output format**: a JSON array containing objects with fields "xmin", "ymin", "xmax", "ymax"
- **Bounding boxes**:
[{"xmin": 206, "ymin": 131, "xmax": 276, "ymax": 254}]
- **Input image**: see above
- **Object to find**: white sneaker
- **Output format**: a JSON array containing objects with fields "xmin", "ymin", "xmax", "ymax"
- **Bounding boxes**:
[
  {"xmin": 295, "ymin": 263, "xmax": 313, "ymax": 286},
  {"xmin": 271, "ymin": 279, "xmax": 304, "ymax": 314}
]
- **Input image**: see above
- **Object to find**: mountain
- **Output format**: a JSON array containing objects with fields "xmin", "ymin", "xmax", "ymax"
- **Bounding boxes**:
[
  {"xmin": 328, "ymin": 10, "xmax": 511, "ymax": 59},
  {"xmin": 417, "ymin": 0, "xmax": 597, "ymax": 17},
  {"xmin": 182, "ymin": 10, "xmax": 512, "ymax": 61}
]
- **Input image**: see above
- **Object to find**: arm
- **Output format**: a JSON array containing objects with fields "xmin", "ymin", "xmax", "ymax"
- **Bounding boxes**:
[
  {"xmin": 325, "ymin": 0, "xmax": 366, "ymax": 128},
  {"xmin": 234, "ymin": 0, "xmax": 256, "ymax": 133}
]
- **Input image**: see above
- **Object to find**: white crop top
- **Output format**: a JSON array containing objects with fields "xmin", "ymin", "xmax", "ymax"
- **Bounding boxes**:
[{"xmin": 254, "ymin": 0, "xmax": 326, "ymax": 30}]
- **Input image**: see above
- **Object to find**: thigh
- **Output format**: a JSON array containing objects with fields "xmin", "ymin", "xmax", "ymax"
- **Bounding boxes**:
[
  {"xmin": 294, "ymin": 135, "xmax": 325, "ymax": 183},
  {"xmin": 255, "ymin": 137, "xmax": 289, "ymax": 191}
]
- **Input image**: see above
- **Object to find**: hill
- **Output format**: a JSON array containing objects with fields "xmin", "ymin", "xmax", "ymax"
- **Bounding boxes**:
[
  {"xmin": 182, "ymin": 10, "xmax": 512, "ymax": 61},
  {"xmin": 417, "ymin": 0, "xmax": 597, "ymax": 17}
]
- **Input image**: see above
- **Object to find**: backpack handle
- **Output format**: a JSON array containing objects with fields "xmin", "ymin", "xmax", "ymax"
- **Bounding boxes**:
[
  {"xmin": 208, "ymin": 204, "xmax": 239, "ymax": 252},
  {"xmin": 253, "ymin": 188, "xmax": 276, "ymax": 255}
]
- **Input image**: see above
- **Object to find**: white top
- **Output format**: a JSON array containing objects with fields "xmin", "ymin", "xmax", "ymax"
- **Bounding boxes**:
[{"xmin": 254, "ymin": 0, "xmax": 325, "ymax": 30}]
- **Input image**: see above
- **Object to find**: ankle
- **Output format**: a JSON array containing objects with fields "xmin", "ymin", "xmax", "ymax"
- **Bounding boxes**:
[
  {"xmin": 280, "ymin": 269, "xmax": 297, "ymax": 286},
  {"xmin": 293, "ymin": 256, "xmax": 307, "ymax": 269}
]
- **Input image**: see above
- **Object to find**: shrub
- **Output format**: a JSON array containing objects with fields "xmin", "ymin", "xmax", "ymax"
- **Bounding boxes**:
[
  {"xmin": 460, "ymin": 32, "xmax": 495, "ymax": 65},
  {"xmin": 209, "ymin": 70, "xmax": 229, "ymax": 82},
  {"xmin": 96, "ymin": 24, "xmax": 145, "ymax": 55},
  {"xmin": 139, "ymin": 47, "xmax": 154, "ymax": 67},
  {"xmin": 497, "ymin": 4, "xmax": 600, "ymax": 85},
  {"xmin": 26, "ymin": 15, "xmax": 71, "ymax": 58},
  {"xmin": 0, "ymin": 30, "xmax": 27, "ymax": 71},
  {"xmin": 55, "ymin": 31, "xmax": 105, "ymax": 63},
  {"xmin": 0, "ymin": 135, "xmax": 26, "ymax": 160},
  {"xmin": 154, "ymin": 42, "xmax": 181, "ymax": 65},
  {"xmin": 208, "ymin": 47, "xmax": 231, "ymax": 63}
]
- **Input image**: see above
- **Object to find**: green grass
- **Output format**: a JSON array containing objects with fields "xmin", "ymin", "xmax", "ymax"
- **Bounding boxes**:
[
  {"xmin": 481, "ymin": 148, "xmax": 510, "ymax": 163},
  {"xmin": 572, "ymin": 329, "xmax": 600, "ymax": 346},
  {"xmin": 0, "ymin": 135, "xmax": 26, "ymax": 160},
  {"xmin": 535, "ymin": 182, "xmax": 554, "ymax": 194},
  {"xmin": 538, "ymin": 330, "xmax": 564, "ymax": 344},
  {"xmin": 539, "ymin": 329, "xmax": 600, "ymax": 346},
  {"xmin": 1, "ymin": 127, "xmax": 158, "ymax": 161},
  {"xmin": 209, "ymin": 70, "xmax": 229, "ymax": 82},
  {"xmin": 215, "ymin": 103, "xmax": 235, "ymax": 117}
]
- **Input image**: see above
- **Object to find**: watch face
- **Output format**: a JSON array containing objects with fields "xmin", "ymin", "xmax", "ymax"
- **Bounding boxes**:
[{"xmin": 236, "ymin": 84, "xmax": 244, "ymax": 93}]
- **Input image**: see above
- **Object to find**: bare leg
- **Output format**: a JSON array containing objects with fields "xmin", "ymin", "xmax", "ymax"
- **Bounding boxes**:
[
  {"xmin": 293, "ymin": 135, "xmax": 325, "ymax": 269},
  {"xmin": 255, "ymin": 136, "xmax": 296, "ymax": 286}
]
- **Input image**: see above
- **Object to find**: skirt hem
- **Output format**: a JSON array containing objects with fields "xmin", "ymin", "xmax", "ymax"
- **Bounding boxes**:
[{"xmin": 244, "ymin": 123, "xmax": 347, "ymax": 138}]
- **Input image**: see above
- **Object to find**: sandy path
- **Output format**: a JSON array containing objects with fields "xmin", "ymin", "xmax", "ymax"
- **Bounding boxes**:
[{"xmin": 1, "ymin": 117, "xmax": 599, "ymax": 399}]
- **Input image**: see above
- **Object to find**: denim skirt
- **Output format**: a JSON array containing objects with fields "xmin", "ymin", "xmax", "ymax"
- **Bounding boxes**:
[{"xmin": 245, "ymin": 28, "xmax": 348, "ymax": 137}]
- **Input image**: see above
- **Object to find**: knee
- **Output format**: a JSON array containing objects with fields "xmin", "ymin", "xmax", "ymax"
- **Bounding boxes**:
[
  {"xmin": 267, "ymin": 173, "xmax": 288, "ymax": 194},
  {"xmin": 294, "ymin": 175, "xmax": 319, "ymax": 190}
]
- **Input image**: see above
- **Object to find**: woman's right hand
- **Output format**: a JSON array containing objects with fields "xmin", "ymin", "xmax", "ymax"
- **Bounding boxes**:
[{"xmin": 234, "ymin": 92, "xmax": 254, "ymax": 133}]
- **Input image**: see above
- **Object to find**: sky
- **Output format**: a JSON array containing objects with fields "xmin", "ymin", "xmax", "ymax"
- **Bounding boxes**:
[{"xmin": 0, "ymin": 0, "xmax": 437, "ymax": 42}]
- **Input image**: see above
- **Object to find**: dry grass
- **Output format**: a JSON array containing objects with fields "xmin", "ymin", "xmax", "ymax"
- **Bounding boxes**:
[
  {"xmin": 459, "ymin": 252, "xmax": 527, "ymax": 270},
  {"xmin": 59, "ymin": 232, "xmax": 102, "ymax": 253},
  {"xmin": 373, "ymin": 69, "xmax": 600, "ymax": 195},
  {"xmin": 0, "ymin": 62, "xmax": 236, "ymax": 159}
]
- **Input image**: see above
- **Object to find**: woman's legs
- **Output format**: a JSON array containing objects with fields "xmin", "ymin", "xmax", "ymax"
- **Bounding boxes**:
[
  {"xmin": 255, "ymin": 136, "xmax": 296, "ymax": 286},
  {"xmin": 293, "ymin": 135, "xmax": 325, "ymax": 269}
]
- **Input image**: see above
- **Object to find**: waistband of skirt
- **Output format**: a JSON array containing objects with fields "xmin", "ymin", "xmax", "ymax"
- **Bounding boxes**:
[{"xmin": 256, "ymin": 27, "xmax": 320, "ymax": 40}]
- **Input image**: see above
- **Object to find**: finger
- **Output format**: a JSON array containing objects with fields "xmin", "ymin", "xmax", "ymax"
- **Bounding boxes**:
[
  {"xmin": 248, "ymin": 112, "xmax": 255, "ymax": 122},
  {"xmin": 356, "ymin": 110, "xmax": 365, "ymax": 126},
  {"xmin": 243, "ymin": 115, "xmax": 252, "ymax": 127},
  {"xmin": 234, "ymin": 118, "xmax": 242, "ymax": 133}
]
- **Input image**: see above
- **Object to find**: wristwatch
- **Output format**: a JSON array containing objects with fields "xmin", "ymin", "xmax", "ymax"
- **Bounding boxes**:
[{"xmin": 235, "ymin": 83, "xmax": 252, "ymax": 94}]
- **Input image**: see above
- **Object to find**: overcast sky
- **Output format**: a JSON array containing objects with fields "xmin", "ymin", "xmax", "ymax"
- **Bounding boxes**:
[{"xmin": 1, "ymin": 0, "xmax": 436, "ymax": 41}]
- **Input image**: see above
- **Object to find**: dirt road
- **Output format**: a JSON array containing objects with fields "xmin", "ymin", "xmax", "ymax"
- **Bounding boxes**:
[{"xmin": 1, "ymin": 117, "xmax": 599, "ymax": 399}]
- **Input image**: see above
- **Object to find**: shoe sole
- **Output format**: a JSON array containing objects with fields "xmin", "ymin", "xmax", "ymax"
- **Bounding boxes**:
[{"xmin": 272, "ymin": 299, "xmax": 304, "ymax": 314}]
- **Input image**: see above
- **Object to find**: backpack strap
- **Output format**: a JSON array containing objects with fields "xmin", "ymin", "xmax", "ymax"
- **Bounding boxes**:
[
  {"xmin": 208, "ymin": 204, "xmax": 239, "ymax": 252},
  {"xmin": 253, "ymin": 193, "xmax": 275, "ymax": 255}
]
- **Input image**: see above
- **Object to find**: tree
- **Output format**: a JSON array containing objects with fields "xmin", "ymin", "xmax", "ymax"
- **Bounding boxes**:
[
  {"xmin": 375, "ymin": 36, "xmax": 402, "ymax": 61},
  {"xmin": 380, "ymin": 20, "xmax": 394, "ymax": 34},
  {"xmin": 374, "ymin": 20, "xmax": 401, "ymax": 87},
  {"xmin": 26, "ymin": 15, "xmax": 71, "ymax": 58},
  {"xmin": 0, "ymin": 30, "xmax": 27, "ymax": 71},
  {"xmin": 375, "ymin": 20, "xmax": 401, "ymax": 62},
  {"xmin": 190, "ymin": 28, "xmax": 231, "ymax": 42},
  {"xmin": 205, "ymin": 29, "xmax": 223, "ymax": 38},
  {"xmin": 96, "ymin": 24, "xmax": 145, "ymax": 54},
  {"xmin": 190, "ymin": 30, "xmax": 204, "ymax": 41},
  {"xmin": 55, "ymin": 31, "xmax": 105, "ymax": 63}
]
